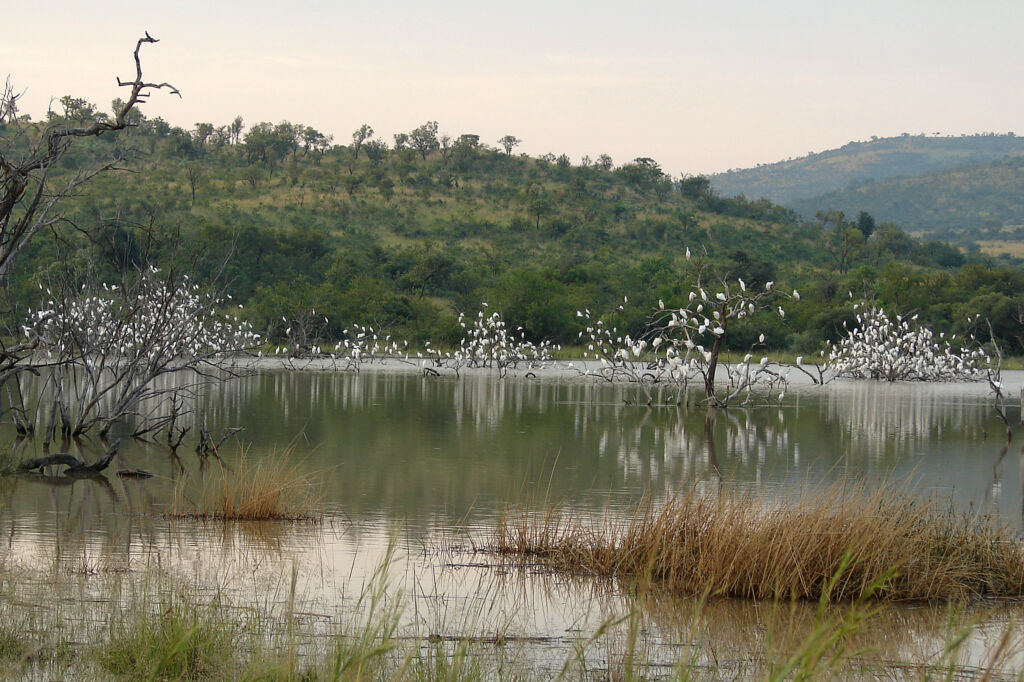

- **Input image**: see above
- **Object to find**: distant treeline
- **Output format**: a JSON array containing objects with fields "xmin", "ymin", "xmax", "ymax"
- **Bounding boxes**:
[{"xmin": 4, "ymin": 106, "xmax": 1024, "ymax": 354}]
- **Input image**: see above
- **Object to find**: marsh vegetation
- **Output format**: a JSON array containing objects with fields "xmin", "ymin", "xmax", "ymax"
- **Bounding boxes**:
[
  {"xmin": 0, "ymin": 369, "xmax": 1022, "ymax": 679},
  {"xmin": 493, "ymin": 483, "xmax": 1024, "ymax": 602}
]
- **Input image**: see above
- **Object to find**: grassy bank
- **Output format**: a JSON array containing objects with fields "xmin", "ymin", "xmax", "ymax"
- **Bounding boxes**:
[{"xmin": 491, "ymin": 483, "xmax": 1024, "ymax": 602}]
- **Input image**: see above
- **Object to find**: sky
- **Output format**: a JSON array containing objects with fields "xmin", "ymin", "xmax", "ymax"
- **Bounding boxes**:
[{"xmin": 3, "ymin": 0, "xmax": 1022, "ymax": 175}]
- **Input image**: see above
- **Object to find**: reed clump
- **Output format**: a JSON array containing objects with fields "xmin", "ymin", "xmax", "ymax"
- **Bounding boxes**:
[
  {"xmin": 98, "ymin": 599, "xmax": 238, "ymax": 679},
  {"xmin": 492, "ymin": 483, "xmax": 1024, "ymax": 602},
  {"xmin": 169, "ymin": 450, "xmax": 322, "ymax": 522}
]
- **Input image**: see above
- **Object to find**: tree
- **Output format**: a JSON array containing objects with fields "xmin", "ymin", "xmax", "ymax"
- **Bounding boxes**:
[
  {"xmin": 619, "ymin": 157, "xmax": 663, "ymax": 194},
  {"xmin": 150, "ymin": 117, "xmax": 171, "ymax": 136},
  {"xmin": 828, "ymin": 304, "xmax": 987, "ymax": 382},
  {"xmin": 409, "ymin": 121, "xmax": 439, "ymax": 161},
  {"xmin": 0, "ymin": 32, "xmax": 179, "ymax": 283},
  {"xmin": 498, "ymin": 135, "xmax": 521, "ymax": 156},
  {"xmin": 243, "ymin": 121, "xmax": 299, "ymax": 173},
  {"xmin": 856, "ymin": 211, "xmax": 876, "ymax": 239},
  {"xmin": 243, "ymin": 122, "xmax": 272, "ymax": 165},
  {"xmin": 23, "ymin": 267, "xmax": 259, "ymax": 439},
  {"xmin": 424, "ymin": 303, "xmax": 558, "ymax": 377},
  {"xmin": 452, "ymin": 134, "xmax": 480, "ymax": 171},
  {"xmin": 575, "ymin": 266, "xmax": 792, "ymax": 406},
  {"xmin": 57, "ymin": 95, "xmax": 98, "ymax": 123},
  {"xmin": 110, "ymin": 97, "xmax": 145, "ymax": 132},
  {"xmin": 185, "ymin": 163, "xmax": 202, "ymax": 205},
  {"xmin": 193, "ymin": 122, "xmax": 214, "ymax": 152},
  {"xmin": 825, "ymin": 226, "xmax": 865, "ymax": 274},
  {"xmin": 523, "ymin": 184, "xmax": 553, "ymax": 229},
  {"xmin": 650, "ymin": 275, "xmax": 791, "ymax": 404},
  {"xmin": 228, "ymin": 116, "xmax": 244, "ymax": 145},
  {"xmin": 351, "ymin": 123, "xmax": 373, "ymax": 160},
  {"xmin": 869, "ymin": 223, "xmax": 913, "ymax": 264},
  {"xmin": 0, "ymin": 78, "xmax": 20, "ymax": 123},
  {"xmin": 438, "ymin": 134, "xmax": 453, "ymax": 165},
  {"xmin": 301, "ymin": 125, "xmax": 332, "ymax": 162},
  {"xmin": 363, "ymin": 138, "xmax": 388, "ymax": 167},
  {"xmin": 818, "ymin": 210, "xmax": 863, "ymax": 274},
  {"xmin": 0, "ymin": 34, "xmax": 185, "ymax": 433},
  {"xmin": 679, "ymin": 175, "xmax": 712, "ymax": 202}
]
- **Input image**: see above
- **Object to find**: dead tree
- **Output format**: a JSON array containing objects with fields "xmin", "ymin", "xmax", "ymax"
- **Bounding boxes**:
[
  {"xmin": 24, "ymin": 266, "xmax": 259, "ymax": 440},
  {"xmin": 0, "ymin": 32, "xmax": 179, "ymax": 281},
  {"xmin": 0, "ymin": 33, "xmax": 178, "ymax": 424}
]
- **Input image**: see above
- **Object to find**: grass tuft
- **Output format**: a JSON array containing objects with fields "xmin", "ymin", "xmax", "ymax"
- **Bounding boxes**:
[
  {"xmin": 492, "ymin": 482, "xmax": 1024, "ymax": 603},
  {"xmin": 98, "ymin": 597, "xmax": 238, "ymax": 680},
  {"xmin": 0, "ymin": 626, "xmax": 27, "ymax": 662},
  {"xmin": 169, "ymin": 449, "xmax": 322, "ymax": 522}
]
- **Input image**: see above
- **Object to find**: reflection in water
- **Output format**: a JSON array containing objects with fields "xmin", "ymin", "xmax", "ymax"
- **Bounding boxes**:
[
  {"xmin": 0, "ymin": 367, "xmax": 1022, "ymax": 675},
  {"xmin": 823, "ymin": 381, "xmax": 988, "ymax": 458},
  {"xmin": 3, "ymin": 368, "xmax": 1020, "ymax": 529}
]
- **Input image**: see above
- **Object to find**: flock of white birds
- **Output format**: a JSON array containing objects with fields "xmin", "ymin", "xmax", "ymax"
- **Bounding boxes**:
[
  {"xmin": 14, "ymin": 269, "xmax": 991, "ymax": 435},
  {"xmin": 827, "ymin": 304, "xmax": 989, "ymax": 382}
]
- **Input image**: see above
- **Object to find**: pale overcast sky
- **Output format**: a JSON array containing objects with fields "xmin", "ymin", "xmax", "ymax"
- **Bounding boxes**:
[{"xmin": 3, "ymin": 1, "xmax": 1022, "ymax": 174}]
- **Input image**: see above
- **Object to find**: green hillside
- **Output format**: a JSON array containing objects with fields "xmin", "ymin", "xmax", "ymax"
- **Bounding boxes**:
[
  {"xmin": 5, "ymin": 108, "xmax": 1024, "ymax": 354},
  {"xmin": 787, "ymin": 156, "xmax": 1024, "ymax": 241},
  {"xmin": 711, "ymin": 134, "xmax": 1024, "ymax": 205}
]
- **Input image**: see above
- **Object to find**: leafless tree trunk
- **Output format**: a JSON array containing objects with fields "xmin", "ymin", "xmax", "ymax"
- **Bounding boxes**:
[
  {"xmin": 0, "ymin": 33, "xmax": 179, "ymax": 408},
  {"xmin": 0, "ymin": 32, "xmax": 179, "ymax": 281}
]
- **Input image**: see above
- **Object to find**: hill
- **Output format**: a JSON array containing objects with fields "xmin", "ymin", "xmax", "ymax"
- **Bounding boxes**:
[
  {"xmin": 787, "ymin": 156, "xmax": 1024, "ymax": 241},
  {"xmin": 4, "ymin": 111, "xmax": 1024, "ymax": 353},
  {"xmin": 710, "ymin": 134, "xmax": 1024, "ymax": 205}
]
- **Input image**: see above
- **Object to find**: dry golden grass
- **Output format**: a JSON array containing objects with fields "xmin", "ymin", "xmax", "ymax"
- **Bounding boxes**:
[
  {"xmin": 975, "ymin": 240, "xmax": 1024, "ymax": 258},
  {"xmin": 169, "ymin": 450, "xmax": 322, "ymax": 522},
  {"xmin": 493, "ymin": 483, "xmax": 1024, "ymax": 603}
]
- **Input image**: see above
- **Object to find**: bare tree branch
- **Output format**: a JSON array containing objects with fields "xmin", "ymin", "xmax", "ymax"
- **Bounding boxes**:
[{"xmin": 0, "ymin": 33, "xmax": 178, "ymax": 281}]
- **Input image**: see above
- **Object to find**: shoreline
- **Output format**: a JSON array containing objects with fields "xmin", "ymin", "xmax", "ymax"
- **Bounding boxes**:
[{"xmin": 218, "ymin": 354, "xmax": 1017, "ymax": 396}]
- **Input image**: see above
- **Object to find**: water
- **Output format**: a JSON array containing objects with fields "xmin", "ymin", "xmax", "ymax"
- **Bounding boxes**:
[
  {"xmin": 1, "ymin": 364, "xmax": 1021, "ymax": 676},
  {"xmin": 191, "ymin": 366, "xmax": 1024, "ymax": 526}
]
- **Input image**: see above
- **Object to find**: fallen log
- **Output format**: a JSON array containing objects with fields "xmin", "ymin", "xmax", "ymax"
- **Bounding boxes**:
[
  {"xmin": 18, "ymin": 450, "xmax": 117, "ymax": 475},
  {"xmin": 18, "ymin": 454, "xmax": 83, "ymax": 471}
]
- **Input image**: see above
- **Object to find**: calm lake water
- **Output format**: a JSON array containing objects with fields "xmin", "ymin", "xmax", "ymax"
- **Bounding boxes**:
[{"xmin": 1, "ymin": 364, "xmax": 1022, "ymax": 675}]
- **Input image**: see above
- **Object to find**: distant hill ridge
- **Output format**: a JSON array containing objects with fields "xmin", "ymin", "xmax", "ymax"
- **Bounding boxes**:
[
  {"xmin": 710, "ymin": 134, "xmax": 1024, "ymax": 205},
  {"xmin": 788, "ymin": 156, "xmax": 1024, "ymax": 239}
]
